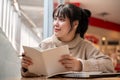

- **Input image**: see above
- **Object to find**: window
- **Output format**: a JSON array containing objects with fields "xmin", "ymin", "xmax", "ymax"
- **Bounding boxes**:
[{"xmin": 0, "ymin": 0, "xmax": 3, "ymax": 27}]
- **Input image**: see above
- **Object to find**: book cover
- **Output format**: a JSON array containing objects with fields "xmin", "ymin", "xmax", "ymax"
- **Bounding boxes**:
[{"xmin": 23, "ymin": 45, "xmax": 70, "ymax": 76}]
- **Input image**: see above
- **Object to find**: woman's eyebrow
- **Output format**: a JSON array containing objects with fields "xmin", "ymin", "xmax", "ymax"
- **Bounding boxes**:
[{"xmin": 59, "ymin": 15, "xmax": 66, "ymax": 18}]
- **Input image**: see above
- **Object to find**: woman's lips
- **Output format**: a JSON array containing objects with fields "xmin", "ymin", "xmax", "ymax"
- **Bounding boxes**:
[{"xmin": 54, "ymin": 28, "xmax": 61, "ymax": 32}]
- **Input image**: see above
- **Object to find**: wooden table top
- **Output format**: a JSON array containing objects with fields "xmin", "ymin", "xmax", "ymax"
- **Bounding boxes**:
[{"xmin": 2, "ymin": 77, "xmax": 120, "ymax": 80}]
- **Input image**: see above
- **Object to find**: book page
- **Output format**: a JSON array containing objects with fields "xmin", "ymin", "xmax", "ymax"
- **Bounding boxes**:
[
  {"xmin": 23, "ymin": 46, "xmax": 47, "ymax": 75},
  {"xmin": 41, "ymin": 45, "xmax": 70, "ymax": 76},
  {"xmin": 47, "ymin": 71, "xmax": 102, "ymax": 78},
  {"xmin": 60, "ymin": 71, "xmax": 102, "ymax": 78}
]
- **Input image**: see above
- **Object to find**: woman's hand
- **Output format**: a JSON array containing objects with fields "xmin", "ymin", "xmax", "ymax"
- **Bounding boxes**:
[
  {"xmin": 21, "ymin": 53, "xmax": 33, "ymax": 69},
  {"xmin": 59, "ymin": 54, "xmax": 82, "ymax": 71}
]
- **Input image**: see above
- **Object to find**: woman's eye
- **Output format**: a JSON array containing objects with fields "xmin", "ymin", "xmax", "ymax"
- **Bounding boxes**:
[{"xmin": 59, "ymin": 18, "xmax": 65, "ymax": 21}]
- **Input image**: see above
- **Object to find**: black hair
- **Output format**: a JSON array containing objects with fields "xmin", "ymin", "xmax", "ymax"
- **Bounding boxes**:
[{"xmin": 53, "ymin": 3, "xmax": 91, "ymax": 38}]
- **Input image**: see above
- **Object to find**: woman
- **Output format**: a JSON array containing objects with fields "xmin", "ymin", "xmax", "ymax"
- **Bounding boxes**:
[{"xmin": 21, "ymin": 3, "xmax": 115, "ymax": 77}]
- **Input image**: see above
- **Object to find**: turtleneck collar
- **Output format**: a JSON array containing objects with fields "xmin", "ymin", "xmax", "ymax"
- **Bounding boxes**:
[{"xmin": 52, "ymin": 34, "xmax": 83, "ymax": 49}]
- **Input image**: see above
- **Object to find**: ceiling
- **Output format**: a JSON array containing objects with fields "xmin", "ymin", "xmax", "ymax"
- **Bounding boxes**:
[
  {"xmin": 18, "ymin": 0, "xmax": 120, "ymax": 29},
  {"xmin": 73, "ymin": 0, "xmax": 120, "ymax": 25}
]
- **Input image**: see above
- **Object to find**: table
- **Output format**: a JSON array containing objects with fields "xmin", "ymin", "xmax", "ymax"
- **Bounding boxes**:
[
  {"xmin": 21, "ymin": 77, "xmax": 120, "ymax": 80},
  {"xmin": 2, "ymin": 77, "xmax": 120, "ymax": 80}
]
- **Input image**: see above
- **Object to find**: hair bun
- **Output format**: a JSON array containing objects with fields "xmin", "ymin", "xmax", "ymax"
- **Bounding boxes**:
[{"xmin": 84, "ymin": 9, "xmax": 91, "ymax": 17}]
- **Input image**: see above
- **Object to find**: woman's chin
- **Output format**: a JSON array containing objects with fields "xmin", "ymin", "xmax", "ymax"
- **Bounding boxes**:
[
  {"xmin": 54, "ymin": 33, "xmax": 60, "ymax": 37},
  {"xmin": 54, "ymin": 34, "xmax": 59, "ymax": 37}
]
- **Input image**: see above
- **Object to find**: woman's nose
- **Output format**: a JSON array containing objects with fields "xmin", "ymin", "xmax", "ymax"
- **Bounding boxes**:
[{"xmin": 54, "ymin": 19, "xmax": 59, "ymax": 26}]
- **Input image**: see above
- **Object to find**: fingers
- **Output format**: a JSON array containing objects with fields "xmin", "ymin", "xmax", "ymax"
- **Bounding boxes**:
[
  {"xmin": 60, "ymin": 59, "xmax": 72, "ymax": 65},
  {"xmin": 21, "ymin": 53, "xmax": 33, "ymax": 69},
  {"xmin": 59, "ymin": 54, "xmax": 74, "ymax": 70},
  {"xmin": 61, "ymin": 59, "xmax": 75, "ymax": 70},
  {"xmin": 59, "ymin": 54, "xmax": 74, "ymax": 65},
  {"xmin": 59, "ymin": 54, "xmax": 82, "ymax": 71},
  {"xmin": 21, "ymin": 61, "xmax": 29, "ymax": 69},
  {"xmin": 60, "ymin": 54, "xmax": 73, "ymax": 60},
  {"xmin": 22, "ymin": 56, "xmax": 32, "ymax": 65},
  {"xmin": 62, "ymin": 61, "xmax": 73, "ymax": 71}
]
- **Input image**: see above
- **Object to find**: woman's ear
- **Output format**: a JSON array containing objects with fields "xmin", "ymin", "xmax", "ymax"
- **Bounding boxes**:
[{"xmin": 73, "ymin": 20, "xmax": 79, "ymax": 29}]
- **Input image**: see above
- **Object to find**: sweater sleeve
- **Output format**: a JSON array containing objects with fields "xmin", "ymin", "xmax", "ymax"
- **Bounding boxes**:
[{"xmin": 79, "ymin": 43, "xmax": 115, "ymax": 73}]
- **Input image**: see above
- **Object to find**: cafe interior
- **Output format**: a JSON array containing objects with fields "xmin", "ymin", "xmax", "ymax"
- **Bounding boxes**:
[{"xmin": 0, "ymin": 0, "xmax": 120, "ymax": 80}]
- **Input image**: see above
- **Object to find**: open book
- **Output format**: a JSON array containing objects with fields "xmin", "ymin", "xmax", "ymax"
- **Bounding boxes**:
[
  {"xmin": 23, "ymin": 45, "xmax": 70, "ymax": 77},
  {"xmin": 23, "ymin": 45, "xmax": 120, "ymax": 78}
]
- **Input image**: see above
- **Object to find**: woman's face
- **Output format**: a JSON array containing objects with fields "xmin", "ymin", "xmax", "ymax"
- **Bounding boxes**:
[{"xmin": 53, "ymin": 14, "xmax": 71, "ymax": 38}]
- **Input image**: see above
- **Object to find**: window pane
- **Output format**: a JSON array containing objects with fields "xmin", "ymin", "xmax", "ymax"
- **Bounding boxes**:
[
  {"xmin": 9, "ymin": 6, "xmax": 14, "ymax": 41},
  {"xmin": 5, "ymin": 0, "xmax": 10, "ymax": 37},
  {"xmin": 2, "ymin": 0, "xmax": 7, "ymax": 32},
  {"xmin": 0, "ymin": 0, "xmax": 3, "ymax": 27}
]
